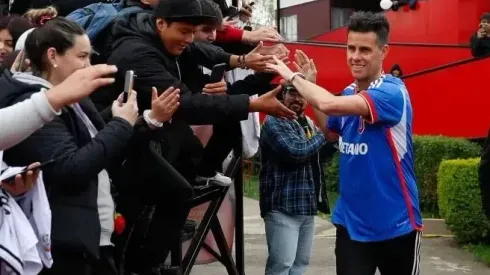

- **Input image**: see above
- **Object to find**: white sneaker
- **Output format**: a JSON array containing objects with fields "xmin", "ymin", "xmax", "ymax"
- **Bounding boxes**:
[{"xmin": 196, "ymin": 172, "xmax": 232, "ymax": 187}]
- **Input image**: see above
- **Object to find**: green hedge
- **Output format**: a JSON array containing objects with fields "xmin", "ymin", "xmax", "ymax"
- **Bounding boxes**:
[
  {"xmin": 437, "ymin": 158, "xmax": 490, "ymax": 243},
  {"xmin": 325, "ymin": 135, "xmax": 481, "ymax": 215}
]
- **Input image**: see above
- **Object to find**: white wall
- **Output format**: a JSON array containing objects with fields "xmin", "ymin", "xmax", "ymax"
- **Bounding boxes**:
[{"xmin": 279, "ymin": 0, "xmax": 318, "ymax": 9}]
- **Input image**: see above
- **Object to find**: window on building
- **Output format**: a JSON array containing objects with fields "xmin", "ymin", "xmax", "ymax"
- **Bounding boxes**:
[
  {"xmin": 280, "ymin": 14, "xmax": 298, "ymax": 41},
  {"xmin": 331, "ymin": 7, "xmax": 351, "ymax": 29}
]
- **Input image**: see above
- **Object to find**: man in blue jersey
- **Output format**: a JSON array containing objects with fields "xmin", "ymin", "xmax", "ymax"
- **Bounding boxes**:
[{"xmin": 266, "ymin": 11, "xmax": 423, "ymax": 275}]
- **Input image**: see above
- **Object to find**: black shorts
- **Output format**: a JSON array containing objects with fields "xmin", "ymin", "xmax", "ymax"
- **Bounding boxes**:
[{"xmin": 335, "ymin": 225, "xmax": 422, "ymax": 275}]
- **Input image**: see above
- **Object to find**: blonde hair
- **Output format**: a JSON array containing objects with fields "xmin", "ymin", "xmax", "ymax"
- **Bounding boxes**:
[{"xmin": 23, "ymin": 6, "xmax": 58, "ymax": 26}]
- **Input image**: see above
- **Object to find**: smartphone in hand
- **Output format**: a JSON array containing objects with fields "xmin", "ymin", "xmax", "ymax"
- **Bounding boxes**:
[
  {"xmin": 123, "ymin": 70, "xmax": 135, "ymax": 102},
  {"xmin": 0, "ymin": 159, "xmax": 55, "ymax": 185},
  {"xmin": 209, "ymin": 63, "xmax": 227, "ymax": 83}
]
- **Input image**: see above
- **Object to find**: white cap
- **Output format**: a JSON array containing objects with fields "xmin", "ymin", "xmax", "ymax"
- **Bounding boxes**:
[{"xmin": 15, "ymin": 28, "xmax": 35, "ymax": 51}]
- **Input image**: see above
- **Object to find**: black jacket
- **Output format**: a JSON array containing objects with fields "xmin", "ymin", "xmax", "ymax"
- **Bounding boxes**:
[
  {"xmin": 91, "ymin": 12, "xmax": 250, "ymax": 125},
  {"xmin": 470, "ymin": 32, "xmax": 490, "ymax": 57},
  {"xmin": 0, "ymin": 71, "xmax": 134, "ymax": 259},
  {"xmin": 478, "ymin": 127, "xmax": 490, "ymax": 221}
]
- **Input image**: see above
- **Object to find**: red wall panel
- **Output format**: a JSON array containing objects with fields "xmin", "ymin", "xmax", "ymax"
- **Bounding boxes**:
[
  {"xmin": 312, "ymin": 0, "xmax": 490, "ymax": 45},
  {"xmin": 383, "ymin": 45, "xmax": 471, "ymax": 74},
  {"xmin": 262, "ymin": 42, "xmax": 489, "ymax": 138},
  {"xmin": 310, "ymin": 25, "xmax": 347, "ymax": 43},
  {"xmin": 282, "ymin": 42, "xmax": 471, "ymax": 85},
  {"xmin": 404, "ymin": 57, "xmax": 490, "ymax": 138}
]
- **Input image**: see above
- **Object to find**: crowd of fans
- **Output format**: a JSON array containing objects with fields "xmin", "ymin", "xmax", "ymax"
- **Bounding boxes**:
[
  {"xmin": 0, "ymin": 0, "xmax": 297, "ymax": 274},
  {"xmin": 6, "ymin": 1, "xmax": 486, "ymax": 275}
]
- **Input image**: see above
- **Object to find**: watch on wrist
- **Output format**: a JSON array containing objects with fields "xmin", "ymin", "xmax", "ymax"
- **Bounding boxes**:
[
  {"xmin": 288, "ymin": 72, "xmax": 306, "ymax": 83},
  {"xmin": 143, "ymin": 110, "xmax": 164, "ymax": 128}
]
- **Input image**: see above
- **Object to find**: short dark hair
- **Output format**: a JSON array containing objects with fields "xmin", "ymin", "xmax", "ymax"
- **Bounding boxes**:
[
  {"xmin": 480, "ymin": 12, "xmax": 490, "ymax": 21},
  {"xmin": 24, "ymin": 17, "xmax": 85, "ymax": 73},
  {"xmin": 0, "ymin": 15, "xmax": 33, "ymax": 46},
  {"xmin": 347, "ymin": 11, "xmax": 390, "ymax": 46}
]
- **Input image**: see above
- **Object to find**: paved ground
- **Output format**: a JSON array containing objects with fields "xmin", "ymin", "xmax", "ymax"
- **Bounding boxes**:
[{"xmin": 191, "ymin": 198, "xmax": 490, "ymax": 275}]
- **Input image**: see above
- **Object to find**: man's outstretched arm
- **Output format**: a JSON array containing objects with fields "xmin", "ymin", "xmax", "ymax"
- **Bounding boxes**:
[
  {"xmin": 266, "ymin": 54, "xmax": 370, "ymax": 117},
  {"xmin": 290, "ymin": 76, "xmax": 369, "ymax": 117}
]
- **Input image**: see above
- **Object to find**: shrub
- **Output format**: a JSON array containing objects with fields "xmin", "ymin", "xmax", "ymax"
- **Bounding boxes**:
[
  {"xmin": 325, "ymin": 152, "xmax": 340, "ymax": 192},
  {"xmin": 437, "ymin": 158, "xmax": 490, "ymax": 243},
  {"xmin": 414, "ymin": 136, "xmax": 481, "ymax": 215},
  {"xmin": 324, "ymin": 135, "xmax": 481, "ymax": 215}
]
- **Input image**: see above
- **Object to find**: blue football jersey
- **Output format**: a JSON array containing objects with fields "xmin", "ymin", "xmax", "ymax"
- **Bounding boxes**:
[{"xmin": 328, "ymin": 74, "xmax": 423, "ymax": 242}]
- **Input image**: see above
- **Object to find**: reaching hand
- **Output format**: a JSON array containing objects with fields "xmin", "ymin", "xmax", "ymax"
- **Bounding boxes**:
[
  {"xmin": 149, "ymin": 86, "xmax": 180, "ymax": 122},
  {"xmin": 265, "ymin": 55, "xmax": 295, "ymax": 81},
  {"xmin": 249, "ymin": 85, "xmax": 297, "ymax": 119},
  {"xmin": 244, "ymin": 42, "xmax": 276, "ymax": 72},
  {"xmin": 478, "ymin": 28, "xmax": 487, "ymax": 39},
  {"xmin": 11, "ymin": 50, "xmax": 30, "ymax": 73},
  {"xmin": 2, "ymin": 163, "xmax": 40, "ymax": 197},
  {"xmin": 243, "ymin": 26, "xmax": 284, "ymax": 44},
  {"xmin": 238, "ymin": 4, "xmax": 253, "ymax": 22},
  {"xmin": 222, "ymin": 17, "xmax": 239, "ymax": 28},
  {"xmin": 293, "ymin": 50, "xmax": 317, "ymax": 83},
  {"xmin": 258, "ymin": 43, "xmax": 289, "ymax": 56},
  {"xmin": 203, "ymin": 79, "xmax": 227, "ymax": 95},
  {"xmin": 112, "ymin": 90, "xmax": 139, "ymax": 126},
  {"xmin": 46, "ymin": 64, "xmax": 118, "ymax": 111}
]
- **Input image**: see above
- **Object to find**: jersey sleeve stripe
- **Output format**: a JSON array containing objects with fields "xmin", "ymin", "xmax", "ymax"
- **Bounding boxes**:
[
  {"xmin": 0, "ymin": 244, "xmax": 23, "ymax": 275},
  {"xmin": 358, "ymin": 91, "xmax": 378, "ymax": 124},
  {"xmin": 385, "ymin": 129, "xmax": 424, "ymax": 232}
]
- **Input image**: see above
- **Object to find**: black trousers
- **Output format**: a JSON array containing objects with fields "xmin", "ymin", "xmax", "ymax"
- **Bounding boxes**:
[
  {"xmin": 196, "ymin": 119, "xmax": 241, "ymax": 177},
  {"xmin": 40, "ymin": 246, "xmax": 117, "ymax": 275},
  {"xmin": 335, "ymin": 225, "xmax": 421, "ymax": 275}
]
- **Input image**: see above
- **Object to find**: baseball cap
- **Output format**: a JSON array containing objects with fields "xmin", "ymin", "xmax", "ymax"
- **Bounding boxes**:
[{"xmin": 155, "ymin": 0, "xmax": 219, "ymax": 23}]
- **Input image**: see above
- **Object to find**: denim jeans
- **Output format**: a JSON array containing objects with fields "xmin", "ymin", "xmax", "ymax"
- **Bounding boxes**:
[{"xmin": 264, "ymin": 211, "xmax": 315, "ymax": 275}]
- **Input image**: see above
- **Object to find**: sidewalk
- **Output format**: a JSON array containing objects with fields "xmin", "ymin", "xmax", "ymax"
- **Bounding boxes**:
[{"xmin": 191, "ymin": 198, "xmax": 490, "ymax": 275}]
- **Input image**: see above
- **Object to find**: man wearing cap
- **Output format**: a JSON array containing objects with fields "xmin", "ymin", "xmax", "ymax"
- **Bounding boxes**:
[
  {"xmin": 259, "ymin": 66, "xmax": 329, "ymax": 274},
  {"xmin": 92, "ymin": 0, "xmax": 293, "ymax": 183},
  {"xmin": 92, "ymin": 0, "xmax": 294, "ymax": 274}
]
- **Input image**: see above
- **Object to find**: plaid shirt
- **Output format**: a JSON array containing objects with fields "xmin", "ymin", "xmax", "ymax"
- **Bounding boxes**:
[{"xmin": 259, "ymin": 115, "xmax": 326, "ymax": 217}]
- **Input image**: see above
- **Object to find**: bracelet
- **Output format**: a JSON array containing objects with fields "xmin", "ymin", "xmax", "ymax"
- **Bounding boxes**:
[
  {"xmin": 288, "ymin": 72, "xmax": 306, "ymax": 83},
  {"xmin": 143, "ymin": 110, "xmax": 163, "ymax": 128},
  {"xmin": 239, "ymin": 54, "xmax": 248, "ymax": 69}
]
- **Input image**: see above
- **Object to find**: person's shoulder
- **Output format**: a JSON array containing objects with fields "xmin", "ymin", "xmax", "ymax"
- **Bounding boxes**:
[
  {"xmin": 109, "ymin": 39, "xmax": 161, "ymax": 66},
  {"xmin": 112, "ymin": 38, "xmax": 155, "ymax": 55},
  {"xmin": 264, "ymin": 115, "xmax": 292, "ymax": 128},
  {"xmin": 342, "ymin": 82, "xmax": 356, "ymax": 95},
  {"xmin": 369, "ymin": 75, "xmax": 405, "ymax": 95}
]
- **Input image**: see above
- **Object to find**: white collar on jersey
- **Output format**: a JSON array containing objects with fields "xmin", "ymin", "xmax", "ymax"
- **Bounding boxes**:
[{"xmin": 352, "ymin": 71, "xmax": 386, "ymax": 92}]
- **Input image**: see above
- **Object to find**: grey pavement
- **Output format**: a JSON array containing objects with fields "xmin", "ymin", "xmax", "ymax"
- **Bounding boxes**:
[{"xmin": 191, "ymin": 198, "xmax": 489, "ymax": 275}]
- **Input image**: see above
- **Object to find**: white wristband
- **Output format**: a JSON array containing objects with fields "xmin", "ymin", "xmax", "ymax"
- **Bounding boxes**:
[{"xmin": 143, "ymin": 110, "xmax": 163, "ymax": 128}]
